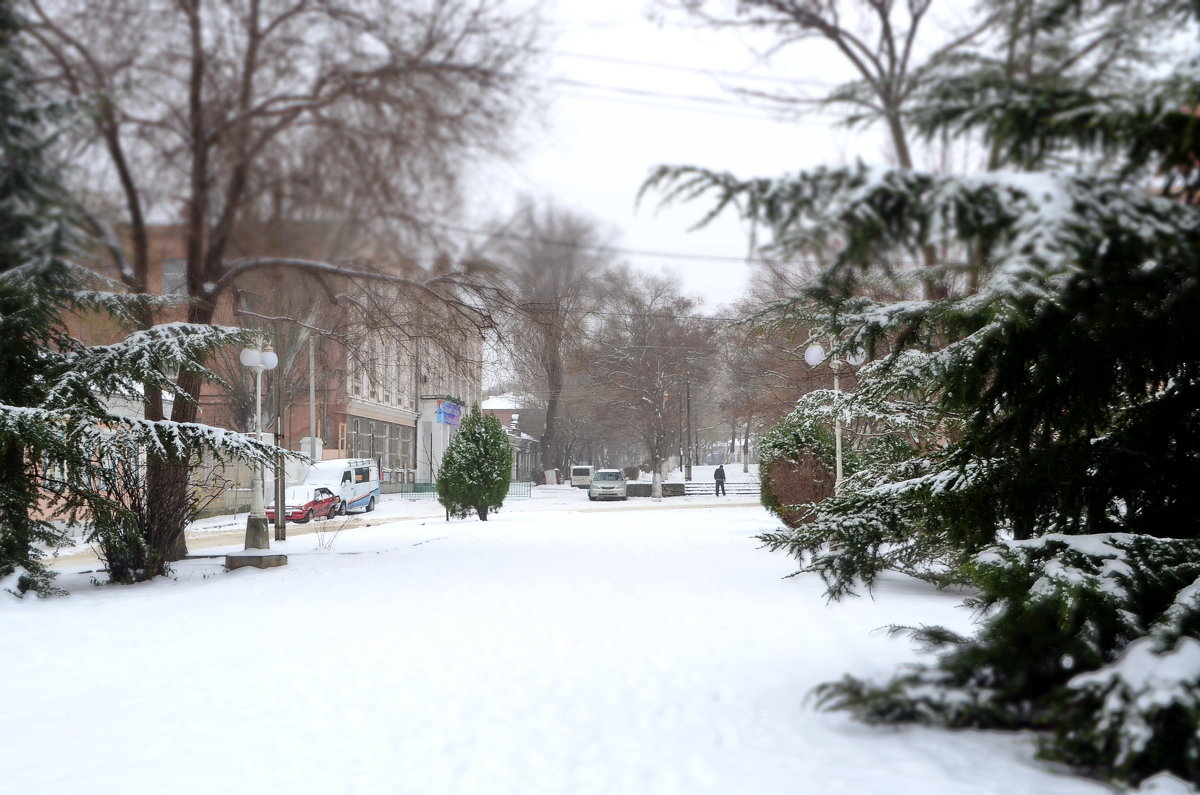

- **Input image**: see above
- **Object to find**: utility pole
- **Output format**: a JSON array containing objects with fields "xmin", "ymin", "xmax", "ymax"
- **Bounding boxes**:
[
  {"xmin": 309, "ymin": 334, "xmax": 318, "ymax": 460},
  {"xmin": 678, "ymin": 386, "xmax": 684, "ymax": 476},
  {"xmin": 275, "ymin": 361, "xmax": 286, "ymax": 541},
  {"xmin": 684, "ymin": 375, "xmax": 693, "ymax": 481}
]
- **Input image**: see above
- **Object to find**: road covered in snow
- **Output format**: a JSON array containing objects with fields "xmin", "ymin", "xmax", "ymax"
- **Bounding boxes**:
[{"xmin": 1, "ymin": 482, "xmax": 1117, "ymax": 794}]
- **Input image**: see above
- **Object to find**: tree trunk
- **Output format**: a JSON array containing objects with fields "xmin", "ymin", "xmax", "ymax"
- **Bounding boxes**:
[
  {"xmin": 145, "ymin": 458, "xmax": 190, "ymax": 568},
  {"xmin": 142, "ymin": 4, "xmax": 213, "ymax": 567},
  {"xmin": 146, "ymin": 299, "xmax": 215, "ymax": 564},
  {"xmin": 742, "ymin": 418, "xmax": 751, "ymax": 473},
  {"xmin": 541, "ymin": 342, "xmax": 563, "ymax": 476}
]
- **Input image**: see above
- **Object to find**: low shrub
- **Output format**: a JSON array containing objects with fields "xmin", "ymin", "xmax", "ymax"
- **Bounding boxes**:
[
  {"xmin": 757, "ymin": 411, "xmax": 836, "ymax": 528},
  {"xmin": 812, "ymin": 534, "xmax": 1200, "ymax": 787}
]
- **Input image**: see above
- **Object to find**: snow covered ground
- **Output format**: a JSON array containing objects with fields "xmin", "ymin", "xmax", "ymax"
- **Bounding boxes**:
[{"xmin": 0, "ymin": 470, "xmax": 1133, "ymax": 794}]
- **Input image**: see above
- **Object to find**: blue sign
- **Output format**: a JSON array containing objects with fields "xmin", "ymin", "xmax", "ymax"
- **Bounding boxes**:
[{"xmin": 436, "ymin": 400, "xmax": 462, "ymax": 426}]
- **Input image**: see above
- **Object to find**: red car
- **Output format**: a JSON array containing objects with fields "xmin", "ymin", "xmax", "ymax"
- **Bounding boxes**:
[{"xmin": 265, "ymin": 485, "xmax": 341, "ymax": 523}]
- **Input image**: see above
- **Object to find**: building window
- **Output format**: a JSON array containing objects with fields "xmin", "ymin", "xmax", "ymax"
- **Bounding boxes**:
[
  {"xmin": 368, "ymin": 340, "xmax": 380, "ymax": 402},
  {"xmin": 400, "ymin": 355, "xmax": 410, "ymax": 408},
  {"xmin": 348, "ymin": 354, "xmax": 360, "ymax": 399},
  {"xmin": 409, "ymin": 425, "xmax": 416, "ymax": 470}
]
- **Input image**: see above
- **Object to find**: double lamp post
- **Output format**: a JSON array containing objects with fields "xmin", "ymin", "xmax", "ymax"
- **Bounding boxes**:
[{"xmin": 239, "ymin": 342, "xmax": 278, "ymax": 550}]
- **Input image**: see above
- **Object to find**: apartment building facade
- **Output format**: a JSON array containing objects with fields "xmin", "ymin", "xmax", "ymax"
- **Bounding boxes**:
[{"xmin": 327, "ymin": 332, "xmax": 480, "ymax": 484}]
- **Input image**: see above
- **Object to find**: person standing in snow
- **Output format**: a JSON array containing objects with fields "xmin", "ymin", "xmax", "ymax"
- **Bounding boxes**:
[{"xmin": 714, "ymin": 464, "xmax": 726, "ymax": 496}]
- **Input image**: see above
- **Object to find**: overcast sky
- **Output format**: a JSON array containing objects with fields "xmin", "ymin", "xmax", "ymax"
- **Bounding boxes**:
[{"xmin": 467, "ymin": 0, "xmax": 883, "ymax": 315}]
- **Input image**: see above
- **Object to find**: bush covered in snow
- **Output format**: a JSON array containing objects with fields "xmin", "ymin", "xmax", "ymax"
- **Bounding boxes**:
[
  {"xmin": 756, "ymin": 410, "xmax": 837, "ymax": 528},
  {"xmin": 813, "ymin": 535, "xmax": 1200, "ymax": 786}
]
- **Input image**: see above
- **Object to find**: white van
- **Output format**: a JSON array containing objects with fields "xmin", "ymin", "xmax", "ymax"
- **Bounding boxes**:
[
  {"xmin": 570, "ymin": 465, "xmax": 595, "ymax": 488},
  {"xmin": 303, "ymin": 458, "xmax": 381, "ymax": 514}
]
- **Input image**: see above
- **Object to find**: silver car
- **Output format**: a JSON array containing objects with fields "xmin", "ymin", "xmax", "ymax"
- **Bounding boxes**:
[{"xmin": 588, "ymin": 469, "xmax": 628, "ymax": 501}]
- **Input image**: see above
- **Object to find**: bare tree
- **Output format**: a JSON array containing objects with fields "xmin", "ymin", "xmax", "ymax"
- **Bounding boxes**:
[
  {"xmin": 662, "ymin": 0, "xmax": 999, "ymax": 300},
  {"xmin": 661, "ymin": 1, "xmax": 1173, "ymax": 298},
  {"xmin": 673, "ymin": 1, "xmax": 992, "ymax": 167},
  {"xmin": 480, "ymin": 198, "xmax": 615, "ymax": 482},
  {"xmin": 586, "ymin": 275, "xmax": 706, "ymax": 498},
  {"xmin": 30, "ymin": 0, "xmax": 541, "ymax": 561}
]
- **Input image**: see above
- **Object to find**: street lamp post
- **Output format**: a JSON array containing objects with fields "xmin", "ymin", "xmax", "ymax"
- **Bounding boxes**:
[
  {"xmin": 804, "ymin": 340, "xmax": 864, "ymax": 494},
  {"xmin": 239, "ymin": 342, "xmax": 278, "ymax": 549}
]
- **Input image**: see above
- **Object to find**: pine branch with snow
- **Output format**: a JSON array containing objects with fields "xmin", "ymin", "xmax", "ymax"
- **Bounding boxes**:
[
  {"xmin": 0, "ymin": 6, "xmax": 290, "ymax": 591},
  {"xmin": 646, "ymin": 1, "xmax": 1200, "ymax": 785},
  {"xmin": 814, "ymin": 535, "xmax": 1200, "ymax": 786}
]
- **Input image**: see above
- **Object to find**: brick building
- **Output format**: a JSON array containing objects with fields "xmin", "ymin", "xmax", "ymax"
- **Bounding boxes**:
[{"xmin": 76, "ymin": 220, "xmax": 481, "ymax": 490}]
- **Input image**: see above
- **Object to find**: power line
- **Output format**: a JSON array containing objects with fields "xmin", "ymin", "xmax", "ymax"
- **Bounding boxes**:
[
  {"xmin": 546, "ymin": 75, "xmax": 823, "ymax": 113},
  {"xmin": 433, "ymin": 220, "xmax": 822, "ymax": 269},
  {"xmin": 550, "ymin": 77, "xmax": 793, "ymax": 109},
  {"xmin": 548, "ymin": 82, "xmax": 800, "ymax": 122},
  {"xmin": 539, "ymin": 74, "xmax": 838, "ymax": 125},
  {"xmin": 540, "ymin": 48, "xmax": 839, "ymax": 90},
  {"xmin": 486, "ymin": 46, "xmax": 845, "ymax": 122}
]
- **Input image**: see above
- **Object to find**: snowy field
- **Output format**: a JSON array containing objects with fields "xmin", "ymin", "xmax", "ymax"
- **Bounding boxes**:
[{"xmin": 1, "ymin": 471, "xmax": 1131, "ymax": 794}]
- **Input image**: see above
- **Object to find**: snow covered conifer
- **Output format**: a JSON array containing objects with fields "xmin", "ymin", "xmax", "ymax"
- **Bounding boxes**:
[
  {"xmin": 0, "ymin": 3, "xmax": 277, "ymax": 593},
  {"xmin": 644, "ymin": 0, "xmax": 1200, "ymax": 784},
  {"xmin": 646, "ymin": 2, "xmax": 1200, "ymax": 584},
  {"xmin": 437, "ymin": 406, "xmax": 511, "ymax": 521},
  {"xmin": 0, "ymin": 2, "xmax": 78, "ymax": 594}
]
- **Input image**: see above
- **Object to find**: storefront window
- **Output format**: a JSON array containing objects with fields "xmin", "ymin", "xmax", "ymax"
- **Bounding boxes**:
[{"xmin": 400, "ymin": 425, "xmax": 414, "ymax": 471}]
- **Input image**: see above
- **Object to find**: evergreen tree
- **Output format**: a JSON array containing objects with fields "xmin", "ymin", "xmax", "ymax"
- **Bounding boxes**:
[
  {"xmin": 0, "ymin": 0, "xmax": 78, "ymax": 594},
  {"xmin": 646, "ymin": 2, "xmax": 1200, "ymax": 588},
  {"xmin": 437, "ymin": 406, "xmax": 512, "ymax": 521},
  {"xmin": 646, "ymin": 0, "xmax": 1200, "ymax": 784},
  {"xmin": 0, "ymin": 2, "xmax": 277, "ymax": 593}
]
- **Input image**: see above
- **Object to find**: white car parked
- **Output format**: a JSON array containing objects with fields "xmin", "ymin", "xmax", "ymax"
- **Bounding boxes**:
[{"xmin": 588, "ymin": 469, "xmax": 627, "ymax": 501}]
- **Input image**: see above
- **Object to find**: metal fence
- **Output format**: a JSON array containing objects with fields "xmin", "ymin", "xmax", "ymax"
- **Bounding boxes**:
[
  {"xmin": 682, "ymin": 481, "xmax": 761, "ymax": 496},
  {"xmin": 381, "ymin": 480, "xmax": 532, "ymax": 500}
]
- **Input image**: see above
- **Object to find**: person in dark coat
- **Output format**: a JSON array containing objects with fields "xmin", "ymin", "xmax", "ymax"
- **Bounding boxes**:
[{"xmin": 714, "ymin": 464, "xmax": 726, "ymax": 496}]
